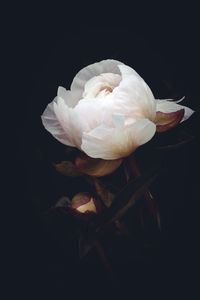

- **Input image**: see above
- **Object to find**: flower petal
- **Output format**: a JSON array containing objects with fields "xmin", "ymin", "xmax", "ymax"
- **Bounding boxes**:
[
  {"xmin": 112, "ymin": 114, "xmax": 125, "ymax": 128},
  {"xmin": 81, "ymin": 118, "xmax": 156, "ymax": 160},
  {"xmin": 155, "ymin": 109, "xmax": 185, "ymax": 132},
  {"xmin": 41, "ymin": 98, "xmax": 75, "ymax": 147},
  {"xmin": 75, "ymin": 154, "xmax": 123, "ymax": 177},
  {"xmin": 74, "ymin": 98, "xmax": 123, "ymax": 130},
  {"xmin": 156, "ymin": 99, "xmax": 194, "ymax": 122},
  {"xmin": 73, "ymin": 98, "xmax": 105, "ymax": 130},
  {"xmin": 112, "ymin": 65, "xmax": 156, "ymax": 121},
  {"xmin": 54, "ymin": 97, "xmax": 89, "ymax": 148},
  {"xmin": 83, "ymin": 73, "xmax": 122, "ymax": 99},
  {"xmin": 57, "ymin": 86, "xmax": 79, "ymax": 108},
  {"xmin": 70, "ymin": 59, "xmax": 123, "ymax": 101}
]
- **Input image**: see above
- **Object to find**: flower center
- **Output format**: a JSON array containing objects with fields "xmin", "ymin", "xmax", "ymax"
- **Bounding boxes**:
[{"xmin": 82, "ymin": 73, "xmax": 122, "ymax": 99}]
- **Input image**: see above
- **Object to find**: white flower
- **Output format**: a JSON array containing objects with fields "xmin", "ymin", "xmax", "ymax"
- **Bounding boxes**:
[{"xmin": 41, "ymin": 59, "xmax": 194, "ymax": 160}]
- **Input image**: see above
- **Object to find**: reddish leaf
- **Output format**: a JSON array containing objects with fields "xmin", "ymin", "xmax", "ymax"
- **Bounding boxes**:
[{"xmin": 155, "ymin": 109, "xmax": 184, "ymax": 132}]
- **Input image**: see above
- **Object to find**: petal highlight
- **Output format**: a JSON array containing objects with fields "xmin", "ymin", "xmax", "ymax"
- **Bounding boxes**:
[
  {"xmin": 81, "ymin": 119, "xmax": 156, "ymax": 160},
  {"xmin": 112, "ymin": 64, "xmax": 156, "ymax": 122}
]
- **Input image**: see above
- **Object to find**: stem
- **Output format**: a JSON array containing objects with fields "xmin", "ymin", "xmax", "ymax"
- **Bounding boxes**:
[
  {"xmin": 115, "ymin": 220, "xmax": 136, "ymax": 242},
  {"xmin": 94, "ymin": 239, "xmax": 117, "ymax": 283},
  {"xmin": 128, "ymin": 154, "xmax": 160, "ymax": 228}
]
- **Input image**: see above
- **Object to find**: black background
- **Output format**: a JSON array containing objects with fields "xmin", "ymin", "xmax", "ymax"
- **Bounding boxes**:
[{"xmin": 8, "ymin": 3, "xmax": 200, "ymax": 299}]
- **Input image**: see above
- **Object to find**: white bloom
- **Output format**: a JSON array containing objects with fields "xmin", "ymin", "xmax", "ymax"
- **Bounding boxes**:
[{"xmin": 41, "ymin": 59, "xmax": 194, "ymax": 160}]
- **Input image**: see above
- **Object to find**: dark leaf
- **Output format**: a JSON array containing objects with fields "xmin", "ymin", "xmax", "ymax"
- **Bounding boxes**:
[
  {"xmin": 154, "ymin": 130, "xmax": 194, "ymax": 151},
  {"xmin": 75, "ymin": 154, "xmax": 123, "ymax": 177},
  {"xmin": 94, "ymin": 178, "xmax": 115, "ymax": 207},
  {"xmin": 53, "ymin": 160, "xmax": 83, "ymax": 177},
  {"xmin": 78, "ymin": 233, "xmax": 97, "ymax": 259},
  {"xmin": 54, "ymin": 196, "xmax": 71, "ymax": 208},
  {"xmin": 95, "ymin": 162, "xmax": 164, "ymax": 232}
]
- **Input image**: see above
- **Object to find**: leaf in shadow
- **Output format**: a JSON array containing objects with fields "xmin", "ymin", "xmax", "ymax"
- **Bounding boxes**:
[
  {"xmin": 75, "ymin": 154, "xmax": 123, "ymax": 177},
  {"xmin": 54, "ymin": 196, "xmax": 71, "ymax": 208},
  {"xmin": 78, "ymin": 233, "xmax": 97, "ymax": 259},
  {"xmin": 93, "ymin": 178, "xmax": 115, "ymax": 208},
  {"xmin": 53, "ymin": 161, "xmax": 83, "ymax": 177},
  {"xmin": 154, "ymin": 130, "xmax": 194, "ymax": 151},
  {"xmin": 94, "ymin": 162, "xmax": 164, "ymax": 232}
]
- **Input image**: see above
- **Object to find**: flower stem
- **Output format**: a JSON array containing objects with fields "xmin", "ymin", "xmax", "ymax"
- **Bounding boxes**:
[
  {"xmin": 128, "ymin": 154, "xmax": 161, "ymax": 230},
  {"xmin": 94, "ymin": 239, "xmax": 117, "ymax": 284}
]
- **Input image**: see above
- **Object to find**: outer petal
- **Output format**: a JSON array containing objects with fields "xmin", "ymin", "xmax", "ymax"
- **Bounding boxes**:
[
  {"xmin": 57, "ymin": 86, "xmax": 79, "ymax": 108},
  {"xmin": 81, "ymin": 118, "xmax": 156, "ymax": 160},
  {"xmin": 41, "ymin": 98, "xmax": 75, "ymax": 147},
  {"xmin": 70, "ymin": 59, "xmax": 123, "ymax": 101},
  {"xmin": 156, "ymin": 99, "xmax": 194, "ymax": 122},
  {"xmin": 54, "ymin": 97, "xmax": 89, "ymax": 148},
  {"xmin": 112, "ymin": 65, "xmax": 156, "ymax": 122}
]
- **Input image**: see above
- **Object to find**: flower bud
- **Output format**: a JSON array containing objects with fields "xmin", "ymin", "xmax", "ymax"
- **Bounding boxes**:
[{"xmin": 71, "ymin": 192, "xmax": 101, "ymax": 219}]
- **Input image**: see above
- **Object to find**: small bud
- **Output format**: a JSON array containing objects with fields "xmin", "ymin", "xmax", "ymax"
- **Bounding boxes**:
[{"xmin": 71, "ymin": 192, "xmax": 101, "ymax": 219}]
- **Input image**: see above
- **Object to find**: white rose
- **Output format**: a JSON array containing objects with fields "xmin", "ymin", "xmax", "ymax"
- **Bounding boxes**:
[{"xmin": 41, "ymin": 59, "xmax": 194, "ymax": 160}]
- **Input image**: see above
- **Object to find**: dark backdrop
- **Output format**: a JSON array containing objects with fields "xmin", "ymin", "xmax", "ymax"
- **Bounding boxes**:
[{"xmin": 10, "ymin": 4, "xmax": 200, "ymax": 299}]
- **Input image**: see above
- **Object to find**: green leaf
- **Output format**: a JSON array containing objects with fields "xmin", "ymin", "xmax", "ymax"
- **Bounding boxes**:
[{"xmin": 53, "ymin": 161, "xmax": 83, "ymax": 177}]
